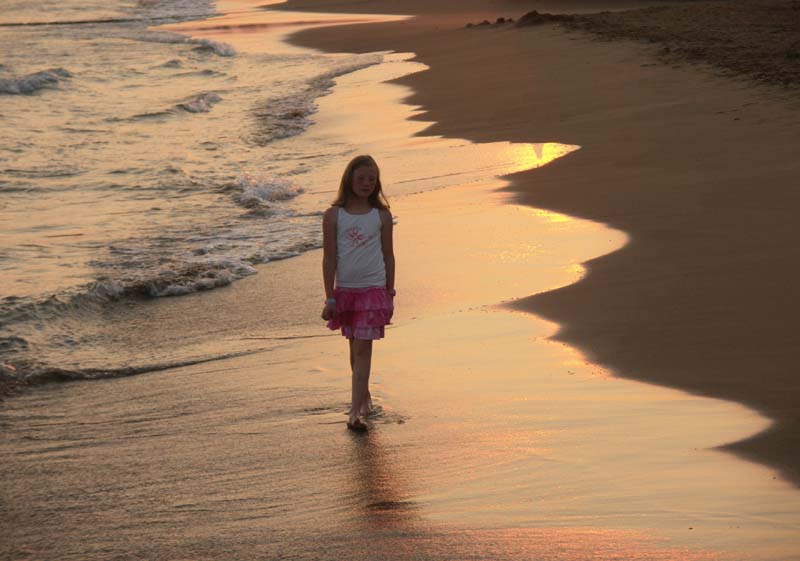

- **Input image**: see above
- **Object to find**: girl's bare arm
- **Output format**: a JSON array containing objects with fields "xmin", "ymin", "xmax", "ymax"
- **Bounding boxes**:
[
  {"xmin": 322, "ymin": 207, "xmax": 337, "ymax": 299},
  {"xmin": 380, "ymin": 209, "xmax": 395, "ymax": 294}
]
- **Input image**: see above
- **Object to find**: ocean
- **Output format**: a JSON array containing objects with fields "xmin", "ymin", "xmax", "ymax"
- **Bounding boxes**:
[{"xmin": 0, "ymin": 0, "xmax": 395, "ymax": 386}]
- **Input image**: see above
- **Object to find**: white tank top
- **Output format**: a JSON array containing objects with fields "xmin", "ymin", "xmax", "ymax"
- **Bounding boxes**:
[{"xmin": 336, "ymin": 207, "xmax": 386, "ymax": 288}]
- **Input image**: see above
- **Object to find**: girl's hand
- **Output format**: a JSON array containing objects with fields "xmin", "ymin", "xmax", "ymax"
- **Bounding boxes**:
[{"xmin": 321, "ymin": 301, "xmax": 336, "ymax": 321}]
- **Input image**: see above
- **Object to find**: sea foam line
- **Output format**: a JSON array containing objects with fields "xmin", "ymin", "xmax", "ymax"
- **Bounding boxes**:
[{"xmin": 0, "ymin": 68, "xmax": 72, "ymax": 95}]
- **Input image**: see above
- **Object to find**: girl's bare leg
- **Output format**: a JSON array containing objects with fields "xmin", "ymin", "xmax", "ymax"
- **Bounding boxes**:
[
  {"xmin": 349, "ymin": 338, "xmax": 373, "ymax": 424},
  {"xmin": 349, "ymin": 338, "xmax": 354, "ymax": 370},
  {"xmin": 348, "ymin": 338, "xmax": 372, "ymax": 418}
]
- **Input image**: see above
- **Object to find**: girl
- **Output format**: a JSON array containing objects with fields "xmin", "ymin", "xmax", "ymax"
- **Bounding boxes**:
[{"xmin": 321, "ymin": 155, "xmax": 395, "ymax": 432}]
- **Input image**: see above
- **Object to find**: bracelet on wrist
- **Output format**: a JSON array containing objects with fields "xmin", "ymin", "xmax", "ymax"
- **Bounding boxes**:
[{"xmin": 325, "ymin": 298, "xmax": 336, "ymax": 304}]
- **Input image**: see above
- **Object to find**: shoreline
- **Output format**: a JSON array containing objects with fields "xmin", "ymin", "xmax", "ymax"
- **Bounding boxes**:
[{"xmin": 281, "ymin": 0, "xmax": 800, "ymax": 484}]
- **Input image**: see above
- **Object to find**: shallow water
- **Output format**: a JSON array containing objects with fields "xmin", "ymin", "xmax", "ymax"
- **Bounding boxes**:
[{"xmin": 0, "ymin": 0, "xmax": 400, "ymax": 381}]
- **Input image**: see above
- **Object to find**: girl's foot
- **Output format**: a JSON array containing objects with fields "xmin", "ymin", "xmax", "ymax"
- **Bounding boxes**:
[
  {"xmin": 359, "ymin": 394, "xmax": 374, "ymax": 417},
  {"xmin": 346, "ymin": 417, "xmax": 368, "ymax": 432},
  {"xmin": 364, "ymin": 404, "xmax": 382, "ymax": 418}
]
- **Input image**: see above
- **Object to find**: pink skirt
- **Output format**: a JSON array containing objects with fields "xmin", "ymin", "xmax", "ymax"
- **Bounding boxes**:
[{"xmin": 327, "ymin": 286, "xmax": 393, "ymax": 340}]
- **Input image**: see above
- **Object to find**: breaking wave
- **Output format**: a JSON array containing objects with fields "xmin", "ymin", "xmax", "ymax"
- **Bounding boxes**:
[
  {"xmin": 136, "ymin": 32, "xmax": 236, "ymax": 57},
  {"xmin": 177, "ymin": 91, "xmax": 222, "ymax": 113},
  {"xmin": 231, "ymin": 174, "xmax": 305, "ymax": 215},
  {"xmin": 1, "ymin": 348, "xmax": 263, "ymax": 392},
  {"xmin": 0, "ymin": 68, "xmax": 72, "ymax": 95},
  {"xmin": 249, "ymin": 53, "xmax": 383, "ymax": 145}
]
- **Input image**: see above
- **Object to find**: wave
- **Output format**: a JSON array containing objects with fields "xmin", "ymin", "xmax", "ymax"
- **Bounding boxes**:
[
  {"xmin": 248, "ymin": 53, "xmax": 383, "ymax": 145},
  {"xmin": 313, "ymin": 53, "xmax": 385, "ymax": 89},
  {"xmin": 0, "ymin": 348, "xmax": 263, "ymax": 392},
  {"xmin": 0, "ymin": 235, "xmax": 314, "ymax": 328},
  {"xmin": 0, "ymin": 67, "xmax": 72, "ymax": 95},
  {"xmin": 177, "ymin": 91, "xmax": 222, "ymax": 113},
  {"xmin": 156, "ymin": 58, "xmax": 183, "ymax": 68},
  {"xmin": 136, "ymin": 32, "xmax": 236, "ymax": 57},
  {"xmin": 111, "ymin": 91, "xmax": 222, "ymax": 121},
  {"xmin": 125, "ymin": 257, "xmax": 259, "ymax": 297},
  {"xmin": 3, "ymin": 164, "xmax": 84, "ymax": 178},
  {"xmin": 0, "ymin": 285, "xmax": 120, "ymax": 330},
  {"xmin": 0, "ymin": 0, "xmax": 215, "ymax": 28},
  {"xmin": 230, "ymin": 174, "xmax": 304, "ymax": 215},
  {"xmin": 0, "ymin": 259, "xmax": 261, "ymax": 387},
  {"xmin": 0, "ymin": 260, "xmax": 252, "ymax": 329},
  {"xmin": 0, "ymin": 17, "xmax": 163, "ymax": 27},
  {"xmin": 191, "ymin": 38, "xmax": 236, "ymax": 57},
  {"xmin": 121, "ymin": 110, "xmax": 174, "ymax": 121}
]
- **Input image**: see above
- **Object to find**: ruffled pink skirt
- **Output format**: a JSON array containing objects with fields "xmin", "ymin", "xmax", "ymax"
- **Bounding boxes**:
[{"xmin": 327, "ymin": 286, "xmax": 393, "ymax": 340}]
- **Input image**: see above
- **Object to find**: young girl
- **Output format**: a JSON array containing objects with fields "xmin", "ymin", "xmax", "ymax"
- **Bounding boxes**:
[{"xmin": 321, "ymin": 155, "xmax": 395, "ymax": 432}]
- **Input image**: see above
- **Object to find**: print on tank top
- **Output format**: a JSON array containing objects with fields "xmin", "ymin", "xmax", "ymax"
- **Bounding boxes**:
[{"xmin": 345, "ymin": 226, "xmax": 378, "ymax": 248}]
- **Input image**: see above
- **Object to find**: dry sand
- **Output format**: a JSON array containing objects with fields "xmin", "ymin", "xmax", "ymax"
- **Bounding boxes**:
[
  {"xmin": 557, "ymin": 0, "xmax": 800, "ymax": 87},
  {"xmin": 281, "ymin": 0, "xmax": 800, "ymax": 483}
]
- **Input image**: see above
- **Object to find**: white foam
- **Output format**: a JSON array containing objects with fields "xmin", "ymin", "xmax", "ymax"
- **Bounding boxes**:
[
  {"xmin": 311, "ymin": 53, "xmax": 383, "ymax": 90},
  {"xmin": 149, "ymin": 257, "xmax": 257, "ymax": 297},
  {"xmin": 178, "ymin": 91, "xmax": 221, "ymax": 113},
  {"xmin": 0, "ymin": 68, "xmax": 71, "ymax": 95},
  {"xmin": 89, "ymin": 279, "xmax": 126, "ymax": 299},
  {"xmin": 248, "ymin": 53, "xmax": 384, "ymax": 144},
  {"xmin": 234, "ymin": 174, "xmax": 304, "ymax": 209},
  {"xmin": 135, "ymin": 32, "xmax": 235, "ymax": 57},
  {"xmin": 190, "ymin": 38, "xmax": 236, "ymax": 57}
]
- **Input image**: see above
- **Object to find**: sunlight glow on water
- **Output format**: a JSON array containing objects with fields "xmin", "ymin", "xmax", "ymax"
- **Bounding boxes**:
[{"xmin": 507, "ymin": 141, "xmax": 578, "ymax": 173}]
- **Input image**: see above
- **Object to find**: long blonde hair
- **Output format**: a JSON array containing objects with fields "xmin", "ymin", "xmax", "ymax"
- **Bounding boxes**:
[{"xmin": 332, "ymin": 155, "xmax": 390, "ymax": 210}]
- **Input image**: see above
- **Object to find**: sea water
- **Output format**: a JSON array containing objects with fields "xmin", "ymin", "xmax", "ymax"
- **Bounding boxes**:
[{"xmin": 0, "ymin": 0, "xmax": 394, "ymax": 383}]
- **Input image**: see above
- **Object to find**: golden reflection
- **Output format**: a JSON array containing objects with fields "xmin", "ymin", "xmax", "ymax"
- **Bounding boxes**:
[
  {"xmin": 340, "ymin": 429, "xmax": 721, "ymax": 560},
  {"xmin": 534, "ymin": 209, "xmax": 575, "ymax": 223},
  {"xmin": 555, "ymin": 336, "xmax": 616, "ymax": 381},
  {"xmin": 495, "ymin": 243, "xmax": 544, "ymax": 264},
  {"xmin": 514, "ymin": 206, "xmax": 576, "ymax": 224},
  {"xmin": 161, "ymin": 2, "xmax": 409, "ymax": 47},
  {"xmin": 428, "ymin": 527, "xmax": 723, "ymax": 561},
  {"xmin": 504, "ymin": 142, "xmax": 580, "ymax": 174},
  {"xmin": 347, "ymin": 429, "xmax": 420, "ymax": 531},
  {"xmin": 568, "ymin": 263, "xmax": 586, "ymax": 277}
]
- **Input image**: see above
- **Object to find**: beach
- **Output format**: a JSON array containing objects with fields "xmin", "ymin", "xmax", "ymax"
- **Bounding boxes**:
[
  {"xmin": 282, "ymin": 0, "xmax": 800, "ymax": 484},
  {"xmin": 2, "ymin": 0, "xmax": 800, "ymax": 559}
]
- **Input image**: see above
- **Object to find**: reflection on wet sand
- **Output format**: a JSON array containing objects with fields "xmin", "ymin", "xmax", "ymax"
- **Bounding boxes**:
[
  {"xmin": 323, "ymin": 425, "xmax": 721, "ymax": 561},
  {"xmin": 348, "ymin": 429, "xmax": 421, "ymax": 530}
]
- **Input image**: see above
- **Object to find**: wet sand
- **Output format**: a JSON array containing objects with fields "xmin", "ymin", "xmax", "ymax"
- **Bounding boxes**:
[
  {"xmin": 281, "ymin": 0, "xmax": 800, "ymax": 484},
  {"xmin": 3, "ymin": 1, "xmax": 800, "ymax": 560}
]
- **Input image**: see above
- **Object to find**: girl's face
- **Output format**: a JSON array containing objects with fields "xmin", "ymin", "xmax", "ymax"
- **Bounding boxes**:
[{"xmin": 350, "ymin": 164, "xmax": 378, "ymax": 199}]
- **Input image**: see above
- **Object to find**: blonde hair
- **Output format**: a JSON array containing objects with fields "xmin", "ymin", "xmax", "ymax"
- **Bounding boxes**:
[{"xmin": 332, "ymin": 155, "xmax": 390, "ymax": 210}]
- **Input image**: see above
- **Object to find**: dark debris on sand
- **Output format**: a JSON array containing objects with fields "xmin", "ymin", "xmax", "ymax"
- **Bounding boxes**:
[
  {"xmin": 515, "ymin": 10, "xmax": 577, "ymax": 26},
  {"xmin": 0, "ymin": 375, "xmax": 27, "ymax": 401},
  {"xmin": 516, "ymin": 0, "xmax": 800, "ymax": 88},
  {"xmin": 466, "ymin": 17, "xmax": 515, "ymax": 28}
]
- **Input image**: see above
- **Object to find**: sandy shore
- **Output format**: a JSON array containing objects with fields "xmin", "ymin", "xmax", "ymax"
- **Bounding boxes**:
[
  {"xmin": 558, "ymin": 0, "xmax": 800, "ymax": 87},
  {"xmin": 281, "ymin": 0, "xmax": 800, "ymax": 484}
]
